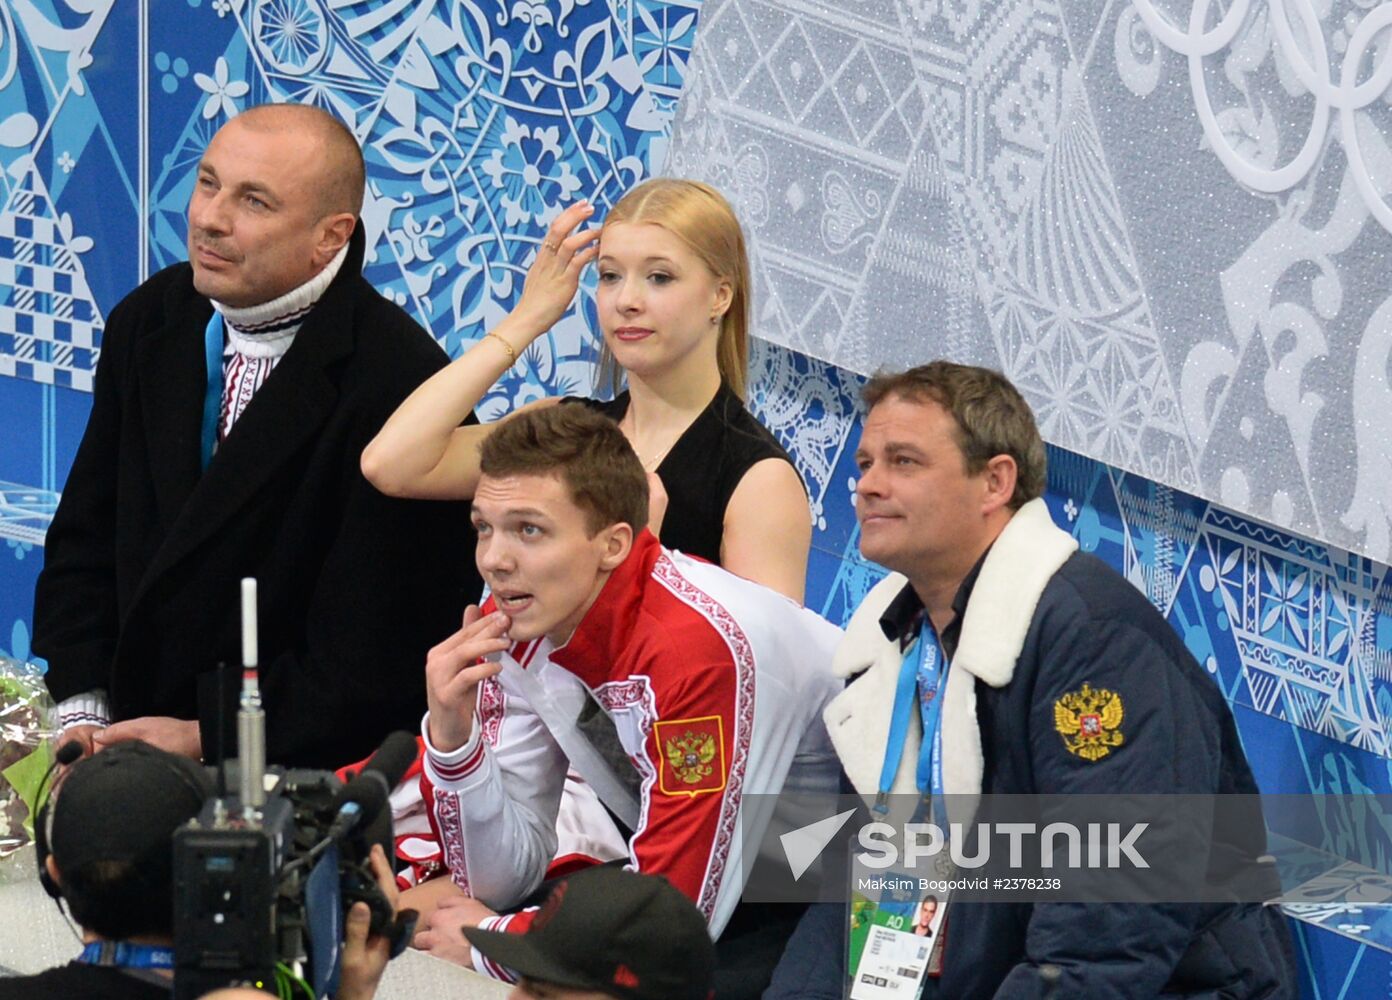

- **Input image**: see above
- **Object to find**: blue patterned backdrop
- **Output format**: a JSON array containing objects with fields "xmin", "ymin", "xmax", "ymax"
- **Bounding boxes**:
[{"xmin": 0, "ymin": 2, "xmax": 1390, "ymax": 993}]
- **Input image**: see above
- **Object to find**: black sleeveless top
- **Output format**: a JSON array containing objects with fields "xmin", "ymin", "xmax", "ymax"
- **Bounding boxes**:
[{"xmin": 573, "ymin": 384, "xmax": 796, "ymax": 564}]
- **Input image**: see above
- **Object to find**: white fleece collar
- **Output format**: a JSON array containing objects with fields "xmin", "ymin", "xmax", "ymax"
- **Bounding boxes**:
[
  {"xmin": 953, "ymin": 498, "xmax": 1078, "ymax": 688},
  {"xmin": 824, "ymin": 499, "xmax": 1078, "ymax": 807}
]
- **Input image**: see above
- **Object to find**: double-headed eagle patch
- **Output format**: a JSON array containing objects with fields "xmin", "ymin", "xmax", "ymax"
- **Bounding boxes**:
[
  {"xmin": 1053, "ymin": 682, "xmax": 1125, "ymax": 761},
  {"xmin": 655, "ymin": 716, "xmax": 727, "ymax": 797}
]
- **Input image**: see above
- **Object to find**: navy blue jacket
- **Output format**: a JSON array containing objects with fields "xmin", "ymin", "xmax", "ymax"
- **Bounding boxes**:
[{"xmin": 767, "ymin": 500, "xmax": 1295, "ymax": 999}]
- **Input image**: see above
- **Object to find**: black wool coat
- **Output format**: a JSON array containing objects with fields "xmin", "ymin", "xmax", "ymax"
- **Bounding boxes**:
[{"xmin": 33, "ymin": 228, "xmax": 479, "ymax": 769}]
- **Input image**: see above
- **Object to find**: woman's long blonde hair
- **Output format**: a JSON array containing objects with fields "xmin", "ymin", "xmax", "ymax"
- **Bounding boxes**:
[{"xmin": 596, "ymin": 178, "xmax": 751, "ymax": 400}]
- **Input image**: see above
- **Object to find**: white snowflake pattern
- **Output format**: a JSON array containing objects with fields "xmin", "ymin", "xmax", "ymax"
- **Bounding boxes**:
[
  {"xmin": 193, "ymin": 57, "xmax": 250, "ymax": 120},
  {"xmin": 481, "ymin": 117, "xmax": 582, "ymax": 227}
]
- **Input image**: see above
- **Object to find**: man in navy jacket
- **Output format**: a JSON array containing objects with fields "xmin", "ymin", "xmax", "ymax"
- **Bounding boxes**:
[{"xmin": 767, "ymin": 362, "xmax": 1295, "ymax": 999}]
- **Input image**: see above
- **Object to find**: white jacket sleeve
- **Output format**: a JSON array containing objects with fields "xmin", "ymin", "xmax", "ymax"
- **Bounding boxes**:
[{"xmin": 420, "ymin": 677, "xmax": 568, "ymax": 908}]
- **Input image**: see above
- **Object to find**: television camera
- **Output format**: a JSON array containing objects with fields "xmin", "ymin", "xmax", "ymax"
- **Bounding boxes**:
[{"xmin": 172, "ymin": 579, "xmax": 417, "ymax": 999}]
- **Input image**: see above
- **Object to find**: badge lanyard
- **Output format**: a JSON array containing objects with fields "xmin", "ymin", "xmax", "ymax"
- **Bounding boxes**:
[
  {"xmin": 850, "ymin": 619, "xmax": 953, "ymax": 1000},
  {"xmin": 200, "ymin": 311, "xmax": 224, "ymax": 471},
  {"xmin": 78, "ymin": 940, "xmax": 175, "ymax": 969},
  {"xmin": 875, "ymin": 619, "xmax": 950, "ymax": 819}
]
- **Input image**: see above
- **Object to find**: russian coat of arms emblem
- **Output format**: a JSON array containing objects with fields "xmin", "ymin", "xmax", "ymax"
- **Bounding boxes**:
[
  {"xmin": 655, "ymin": 716, "xmax": 726, "ymax": 796},
  {"xmin": 1053, "ymin": 682, "xmax": 1125, "ymax": 761}
]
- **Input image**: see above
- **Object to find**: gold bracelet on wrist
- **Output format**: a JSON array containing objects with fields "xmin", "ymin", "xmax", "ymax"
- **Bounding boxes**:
[{"xmin": 484, "ymin": 330, "xmax": 517, "ymax": 366}]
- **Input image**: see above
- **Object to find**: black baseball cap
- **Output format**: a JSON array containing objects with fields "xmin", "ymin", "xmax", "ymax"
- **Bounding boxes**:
[
  {"xmin": 51, "ymin": 740, "xmax": 212, "ymax": 873},
  {"xmin": 464, "ymin": 866, "xmax": 715, "ymax": 1000}
]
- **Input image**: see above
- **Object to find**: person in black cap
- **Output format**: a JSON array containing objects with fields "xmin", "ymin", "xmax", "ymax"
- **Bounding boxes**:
[
  {"xmin": 462, "ymin": 866, "xmax": 715, "ymax": 1000},
  {"xmin": 1, "ymin": 740, "xmax": 212, "ymax": 999},
  {"xmin": 1, "ymin": 740, "xmax": 394, "ymax": 1000}
]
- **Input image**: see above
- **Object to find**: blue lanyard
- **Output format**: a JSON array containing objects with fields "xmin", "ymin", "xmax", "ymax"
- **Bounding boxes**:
[
  {"xmin": 200, "ymin": 311, "xmax": 224, "ymax": 470},
  {"xmin": 875, "ymin": 620, "xmax": 950, "ymax": 815},
  {"xmin": 78, "ymin": 941, "xmax": 175, "ymax": 969}
]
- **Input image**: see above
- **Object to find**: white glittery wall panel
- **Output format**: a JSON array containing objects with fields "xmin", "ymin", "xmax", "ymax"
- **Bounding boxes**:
[{"xmin": 665, "ymin": 0, "xmax": 1392, "ymax": 563}]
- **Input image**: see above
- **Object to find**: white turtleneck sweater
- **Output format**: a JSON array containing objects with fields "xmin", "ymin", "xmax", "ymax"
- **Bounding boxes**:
[
  {"xmin": 55, "ymin": 242, "xmax": 351, "ymax": 734},
  {"xmin": 211, "ymin": 242, "xmax": 349, "ymax": 445}
]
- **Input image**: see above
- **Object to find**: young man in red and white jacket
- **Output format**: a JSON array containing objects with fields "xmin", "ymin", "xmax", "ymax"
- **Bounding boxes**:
[{"xmin": 414, "ymin": 403, "xmax": 841, "ymax": 982}]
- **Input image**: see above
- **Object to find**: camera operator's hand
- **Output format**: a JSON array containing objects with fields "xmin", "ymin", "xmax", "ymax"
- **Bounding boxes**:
[
  {"xmin": 411, "ymin": 894, "xmax": 499, "ymax": 969},
  {"xmin": 425, "ymin": 606, "xmax": 510, "ymax": 754},
  {"xmin": 337, "ymin": 844, "xmax": 400, "ymax": 1000}
]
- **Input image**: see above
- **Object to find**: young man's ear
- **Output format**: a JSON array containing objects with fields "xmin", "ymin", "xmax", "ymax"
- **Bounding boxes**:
[
  {"xmin": 44, "ymin": 854, "xmax": 62, "ymax": 889},
  {"xmin": 598, "ymin": 522, "xmax": 634, "ymax": 571}
]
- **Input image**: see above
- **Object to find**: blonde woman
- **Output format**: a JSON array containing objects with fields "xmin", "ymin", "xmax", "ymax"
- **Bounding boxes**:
[{"xmin": 362, "ymin": 179, "xmax": 810, "ymax": 601}]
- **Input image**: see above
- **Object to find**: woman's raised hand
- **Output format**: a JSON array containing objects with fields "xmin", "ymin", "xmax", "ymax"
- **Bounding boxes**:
[
  {"xmin": 512, "ymin": 200, "xmax": 601, "ymax": 334},
  {"xmin": 360, "ymin": 202, "xmax": 600, "ymax": 501}
]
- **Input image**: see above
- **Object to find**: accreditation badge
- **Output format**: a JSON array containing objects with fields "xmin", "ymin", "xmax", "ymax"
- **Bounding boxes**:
[{"xmin": 846, "ymin": 866, "xmax": 947, "ymax": 999}]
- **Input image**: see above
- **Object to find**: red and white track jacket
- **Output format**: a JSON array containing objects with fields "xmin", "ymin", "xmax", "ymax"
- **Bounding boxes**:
[{"xmin": 421, "ymin": 530, "xmax": 842, "ymax": 942}]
